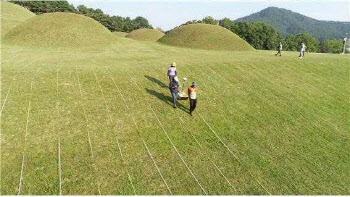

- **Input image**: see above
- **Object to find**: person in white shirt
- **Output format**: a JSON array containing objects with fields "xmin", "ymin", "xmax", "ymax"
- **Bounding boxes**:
[
  {"xmin": 299, "ymin": 42, "xmax": 307, "ymax": 58},
  {"xmin": 167, "ymin": 62, "xmax": 177, "ymax": 83}
]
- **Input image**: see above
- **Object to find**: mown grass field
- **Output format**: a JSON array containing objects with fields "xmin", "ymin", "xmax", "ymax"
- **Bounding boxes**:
[{"xmin": 1, "ymin": 39, "xmax": 349, "ymax": 195}]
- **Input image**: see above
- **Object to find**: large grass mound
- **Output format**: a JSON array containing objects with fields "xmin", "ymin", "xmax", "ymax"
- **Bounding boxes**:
[
  {"xmin": 126, "ymin": 28, "xmax": 164, "ymax": 41},
  {"xmin": 4, "ymin": 12, "xmax": 117, "ymax": 48},
  {"xmin": 159, "ymin": 24, "xmax": 254, "ymax": 51},
  {"xmin": 1, "ymin": 2, "xmax": 35, "ymax": 36}
]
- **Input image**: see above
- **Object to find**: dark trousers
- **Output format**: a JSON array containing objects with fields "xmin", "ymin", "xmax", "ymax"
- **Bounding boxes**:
[
  {"xmin": 275, "ymin": 50, "xmax": 281, "ymax": 56},
  {"xmin": 190, "ymin": 99, "xmax": 197, "ymax": 113},
  {"xmin": 171, "ymin": 91, "xmax": 178, "ymax": 107}
]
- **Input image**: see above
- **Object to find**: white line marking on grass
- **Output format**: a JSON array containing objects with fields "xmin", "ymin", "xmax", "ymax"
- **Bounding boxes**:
[
  {"xmin": 146, "ymin": 71, "xmax": 237, "ymax": 193},
  {"xmin": 17, "ymin": 69, "xmax": 40, "ymax": 195},
  {"xmin": 56, "ymin": 70, "xmax": 62, "ymax": 195},
  {"xmin": 0, "ymin": 78, "xmax": 14, "ymax": 119},
  {"xmin": 179, "ymin": 64, "xmax": 271, "ymax": 194},
  {"xmin": 142, "ymin": 139, "xmax": 173, "ymax": 195},
  {"xmin": 127, "ymin": 73, "xmax": 207, "ymax": 195},
  {"xmin": 108, "ymin": 70, "xmax": 172, "ymax": 195},
  {"xmin": 1, "ymin": 48, "xmax": 24, "ymax": 64},
  {"xmin": 198, "ymin": 113, "xmax": 271, "ymax": 195},
  {"xmin": 178, "ymin": 117, "xmax": 237, "ymax": 192},
  {"xmin": 75, "ymin": 68, "xmax": 102, "ymax": 195},
  {"xmin": 92, "ymin": 69, "xmax": 137, "ymax": 194},
  {"xmin": 17, "ymin": 154, "xmax": 25, "ymax": 195},
  {"xmin": 144, "ymin": 69, "xmax": 238, "ymax": 193},
  {"xmin": 58, "ymin": 137, "xmax": 62, "ymax": 195}
]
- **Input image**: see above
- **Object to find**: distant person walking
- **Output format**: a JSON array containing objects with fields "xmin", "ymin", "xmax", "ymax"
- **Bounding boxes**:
[
  {"xmin": 188, "ymin": 81, "xmax": 198, "ymax": 116},
  {"xmin": 169, "ymin": 76, "xmax": 179, "ymax": 108},
  {"xmin": 167, "ymin": 62, "xmax": 177, "ymax": 82},
  {"xmin": 299, "ymin": 42, "xmax": 307, "ymax": 58},
  {"xmin": 275, "ymin": 42, "xmax": 283, "ymax": 56}
]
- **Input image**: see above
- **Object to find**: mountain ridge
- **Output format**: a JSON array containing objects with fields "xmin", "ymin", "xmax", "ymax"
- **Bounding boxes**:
[{"xmin": 236, "ymin": 7, "xmax": 350, "ymax": 41}]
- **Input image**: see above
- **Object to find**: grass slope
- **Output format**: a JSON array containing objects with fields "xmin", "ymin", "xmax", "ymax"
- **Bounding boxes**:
[
  {"xmin": 3, "ymin": 13, "xmax": 117, "ymax": 48},
  {"xmin": 0, "ymin": 2, "xmax": 35, "ymax": 36},
  {"xmin": 159, "ymin": 24, "xmax": 254, "ymax": 51},
  {"xmin": 1, "ymin": 43, "xmax": 349, "ymax": 194},
  {"xmin": 126, "ymin": 29, "xmax": 165, "ymax": 41},
  {"xmin": 113, "ymin": 31, "xmax": 128, "ymax": 37}
]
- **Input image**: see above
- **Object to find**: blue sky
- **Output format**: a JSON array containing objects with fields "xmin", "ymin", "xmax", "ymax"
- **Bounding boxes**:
[{"xmin": 68, "ymin": 0, "xmax": 350, "ymax": 31}]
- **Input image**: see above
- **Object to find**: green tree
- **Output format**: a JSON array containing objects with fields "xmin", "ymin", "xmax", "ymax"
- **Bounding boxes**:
[
  {"xmin": 202, "ymin": 16, "xmax": 218, "ymax": 25},
  {"xmin": 11, "ymin": 0, "xmax": 76, "ymax": 14},
  {"xmin": 229, "ymin": 22, "xmax": 282, "ymax": 50},
  {"xmin": 284, "ymin": 35, "xmax": 298, "ymax": 51},
  {"xmin": 319, "ymin": 40, "xmax": 343, "ymax": 53},
  {"xmin": 219, "ymin": 18, "xmax": 234, "ymax": 30},
  {"xmin": 294, "ymin": 33, "xmax": 319, "ymax": 52},
  {"xmin": 133, "ymin": 16, "xmax": 152, "ymax": 29}
]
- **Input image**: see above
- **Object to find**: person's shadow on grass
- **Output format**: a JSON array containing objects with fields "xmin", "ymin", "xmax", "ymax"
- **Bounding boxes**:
[
  {"xmin": 144, "ymin": 75, "xmax": 168, "ymax": 89},
  {"xmin": 145, "ymin": 88, "xmax": 189, "ymax": 114}
]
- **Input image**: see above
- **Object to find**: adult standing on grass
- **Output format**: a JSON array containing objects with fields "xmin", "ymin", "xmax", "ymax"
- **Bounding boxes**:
[
  {"xmin": 188, "ymin": 81, "xmax": 198, "ymax": 116},
  {"xmin": 299, "ymin": 42, "xmax": 307, "ymax": 58},
  {"xmin": 275, "ymin": 42, "xmax": 282, "ymax": 56},
  {"xmin": 169, "ymin": 76, "xmax": 179, "ymax": 108},
  {"xmin": 167, "ymin": 62, "xmax": 177, "ymax": 82}
]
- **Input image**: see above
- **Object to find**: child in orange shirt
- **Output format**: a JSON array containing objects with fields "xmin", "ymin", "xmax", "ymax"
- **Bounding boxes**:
[{"xmin": 188, "ymin": 81, "xmax": 198, "ymax": 116}]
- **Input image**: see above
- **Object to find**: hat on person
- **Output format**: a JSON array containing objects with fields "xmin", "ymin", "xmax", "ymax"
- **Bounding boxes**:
[
  {"xmin": 171, "ymin": 62, "xmax": 176, "ymax": 67},
  {"xmin": 192, "ymin": 81, "xmax": 197, "ymax": 86}
]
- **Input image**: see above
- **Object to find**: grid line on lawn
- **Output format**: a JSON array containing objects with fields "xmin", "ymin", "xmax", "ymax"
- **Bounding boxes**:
[
  {"xmin": 1, "ymin": 48, "xmax": 23, "ymax": 64},
  {"xmin": 0, "ymin": 57, "xmax": 36, "ymax": 119},
  {"xmin": 206, "ymin": 64, "xmax": 337, "ymax": 193},
  {"xmin": 17, "ymin": 68, "xmax": 41, "ymax": 195},
  {"xmin": 56, "ymin": 70, "xmax": 62, "ymax": 195},
  {"xmin": 74, "ymin": 67, "xmax": 103, "ymax": 195},
  {"xmin": 92, "ymin": 69, "xmax": 137, "ymax": 194},
  {"xmin": 107, "ymin": 70, "xmax": 172, "ymax": 195},
  {"xmin": 180, "ymin": 64, "xmax": 272, "ymax": 194},
  {"xmin": 126, "ymin": 72, "xmax": 207, "ymax": 195},
  {"xmin": 198, "ymin": 113, "xmax": 271, "ymax": 195},
  {"xmin": 145, "ymin": 70, "xmax": 237, "ymax": 193},
  {"xmin": 0, "ymin": 78, "xmax": 14, "ymax": 119}
]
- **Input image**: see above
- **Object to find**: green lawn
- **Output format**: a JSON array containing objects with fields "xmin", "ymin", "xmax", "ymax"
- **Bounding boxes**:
[{"xmin": 1, "ymin": 40, "xmax": 349, "ymax": 195}]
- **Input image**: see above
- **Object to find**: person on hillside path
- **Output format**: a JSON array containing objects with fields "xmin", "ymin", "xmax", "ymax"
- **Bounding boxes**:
[
  {"xmin": 299, "ymin": 42, "xmax": 307, "ymax": 58},
  {"xmin": 167, "ymin": 62, "xmax": 177, "ymax": 83},
  {"xmin": 275, "ymin": 42, "xmax": 282, "ymax": 56},
  {"xmin": 188, "ymin": 81, "xmax": 198, "ymax": 116},
  {"xmin": 169, "ymin": 76, "xmax": 179, "ymax": 108}
]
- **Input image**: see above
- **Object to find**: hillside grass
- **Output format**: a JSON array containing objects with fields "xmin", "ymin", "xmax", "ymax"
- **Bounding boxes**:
[
  {"xmin": 3, "ymin": 13, "xmax": 117, "ymax": 49},
  {"xmin": 0, "ymin": 2, "xmax": 35, "ymax": 36},
  {"xmin": 159, "ymin": 24, "xmax": 254, "ymax": 51},
  {"xmin": 126, "ymin": 29, "xmax": 165, "ymax": 41},
  {"xmin": 113, "ymin": 31, "xmax": 128, "ymax": 37},
  {"xmin": 1, "ymin": 42, "xmax": 349, "ymax": 195}
]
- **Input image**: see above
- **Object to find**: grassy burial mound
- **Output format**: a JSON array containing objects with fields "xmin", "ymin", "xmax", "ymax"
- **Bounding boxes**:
[
  {"xmin": 113, "ymin": 31, "xmax": 128, "ymax": 37},
  {"xmin": 4, "ymin": 12, "xmax": 117, "ymax": 48},
  {"xmin": 159, "ymin": 23, "xmax": 254, "ymax": 51},
  {"xmin": 1, "ymin": 2, "xmax": 35, "ymax": 36},
  {"xmin": 126, "ymin": 28, "xmax": 165, "ymax": 41}
]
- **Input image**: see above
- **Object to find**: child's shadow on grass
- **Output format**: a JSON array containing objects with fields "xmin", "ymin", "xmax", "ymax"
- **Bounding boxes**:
[
  {"xmin": 145, "ymin": 88, "xmax": 189, "ymax": 114},
  {"xmin": 144, "ymin": 75, "xmax": 168, "ymax": 89}
]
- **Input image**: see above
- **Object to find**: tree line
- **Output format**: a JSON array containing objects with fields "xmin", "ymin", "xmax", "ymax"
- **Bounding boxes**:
[{"xmin": 10, "ymin": 0, "xmax": 153, "ymax": 33}]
